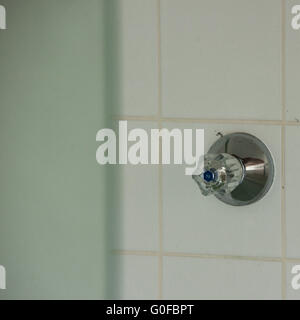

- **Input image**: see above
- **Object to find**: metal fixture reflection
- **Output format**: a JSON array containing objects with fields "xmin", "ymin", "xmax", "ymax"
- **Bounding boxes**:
[{"xmin": 192, "ymin": 133, "xmax": 275, "ymax": 206}]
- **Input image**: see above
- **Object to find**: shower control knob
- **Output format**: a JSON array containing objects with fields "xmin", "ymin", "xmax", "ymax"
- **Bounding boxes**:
[
  {"xmin": 192, "ymin": 153, "xmax": 245, "ymax": 197},
  {"xmin": 191, "ymin": 133, "xmax": 275, "ymax": 206}
]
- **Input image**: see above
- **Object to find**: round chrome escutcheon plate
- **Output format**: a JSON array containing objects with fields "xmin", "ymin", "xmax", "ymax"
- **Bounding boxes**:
[{"xmin": 208, "ymin": 133, "xmax": 275, "ymax": 206}]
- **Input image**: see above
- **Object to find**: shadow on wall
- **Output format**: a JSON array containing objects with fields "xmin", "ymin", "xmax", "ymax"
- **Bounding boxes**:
[
  {"xmin": 0, "ymin": 0, "xmax": 113, "ymax": 299},
  {"xmin": 104, "ymin": 0, "xmax": 121, "ymax": 299}
]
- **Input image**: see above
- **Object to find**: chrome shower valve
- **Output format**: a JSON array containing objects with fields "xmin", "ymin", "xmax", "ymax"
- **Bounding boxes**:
[{"xmin": 192, "ymin": 133, "xmax": 275, "ymax": 206}]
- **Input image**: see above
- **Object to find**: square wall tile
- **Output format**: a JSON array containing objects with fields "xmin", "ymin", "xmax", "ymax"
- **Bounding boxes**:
[
  {"xmin": 112, "ymin": 121, "xmax": 159, "ymax": 251},
  {"xmin": 286, "ymin": 126, "xmax": 300, "ymax": 258},
  {"xmin": 163, "ymin": 257, "xmax": 281, "ymax": 299},
  {"xmin": 286, "ymin": 1, "xmax": 300, "ymax": 121},
  {"xmin": 112, "ymin": 255, "xmax": 158, "ymax": 299},
  {"xmin": 114, "ymin": 0, "xmax": 159, "ymax": 116},
  {"xmin": 162, "ymin": 123, "xmax": 281, "ymax": 257},
  {"xmin": 286, "ymin": 262, "xmax": 300, "ymax": 300},
  {"xmin": 160, "ymin": 0, "xmax": 281, "ymax": 120}
]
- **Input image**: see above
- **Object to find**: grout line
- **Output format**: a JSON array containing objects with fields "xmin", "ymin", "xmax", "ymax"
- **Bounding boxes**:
[
  {"xmin": 114, "ymin": 115, "xmax": 160, "ymax": 121},
  {"xmin": 113, "ymin": 250, "xmax": 159, "ymax": 257},
  {"xmin": 285, "ymin": 258, "xmax": 300, "ymax": 264},
  {"xmin": 157, "ymin": 0, "xmax": 163, "ymax": 300},
  {"xmin": 281, "ymin": 1, "xmax": 286, "ymax": 123},
  {"xmin": 164, "ymin": 252, "xmax": 282, "ymax": 263},
  {"xmin": 112, "ymin": 250, "xmax": 288, "ymax": 263},
  {"xmin": 286, "ymin": 121, "xmax": 300, "ymax": 126},
  {"xmin": 113, "ymin": 115, "xmax": 288, "ymax": 126},
  {"xmin": 281, "ymin": 125, "xmax": 287, "ymax": 300},
  {"xmin": 158, "ymin": 144, "xmax": 163, "ymax": 302},
  {"xmin": 157, "ymin": 0, "xmax": 163, "ymax": 119},
  {"xmin": 113, "ymin": 115, "xmax": 300, "ymax": 127},
  {"xmin": 112, "ymin": 249, "xmax": 300, "ymax": 264},
  {"xmin": 158, "ymin": 124, "xmax": 163, "ymax": 302},
  {"xmin": 161, "ymin": 118, "xmax": 283, "ymax": 126},
  {"xmin": 281, "ymin": 0, "xmax": 287, "ymax": 300}
]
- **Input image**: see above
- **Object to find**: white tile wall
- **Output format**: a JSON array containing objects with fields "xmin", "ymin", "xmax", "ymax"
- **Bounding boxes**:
[
  {"xmin": 286, "ymin": 126, "xmax": 300, "ymax": 258},
  {"xmin": 113, "ymin": 255, "xmax": 158, "ymax": 299},
  {"xmin": 286, "ymin": 0, "xmax": 300, "ymax": 121},
  {"xmin": 160, "ymin": 0, "xmax": 281, "ymax": 120},
  {"xmin": 163, "ymin": 257, "xmax": 281, "ymax": 299},
  {"xmin": 113, "ymin": 121, "xmax": 159, "ymax": 251},
  {"xmin": 115, "ymin": 0, "xmax": 159, "ymax": 116},
  {"xmin": 111, "ymin": 0, "xmax": 300, "ymax": 300}
]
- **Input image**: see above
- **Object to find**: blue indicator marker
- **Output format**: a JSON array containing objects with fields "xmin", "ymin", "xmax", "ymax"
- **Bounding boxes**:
[{"xmin": 203, "ymin": 170, "xmax": 215, "ymax": 182}]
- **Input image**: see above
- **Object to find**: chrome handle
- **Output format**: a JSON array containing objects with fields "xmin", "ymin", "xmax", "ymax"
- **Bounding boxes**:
[{"xmin": 192, "ymin": 153, "xmax": 245, "ymax": 196}]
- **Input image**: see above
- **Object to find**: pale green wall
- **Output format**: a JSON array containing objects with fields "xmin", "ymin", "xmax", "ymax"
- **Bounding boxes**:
[{"xmin": 0, "ymin": 0, "xmax": 108, "ymax": 299}]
